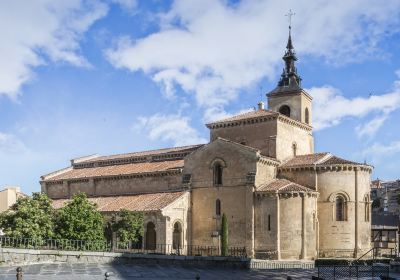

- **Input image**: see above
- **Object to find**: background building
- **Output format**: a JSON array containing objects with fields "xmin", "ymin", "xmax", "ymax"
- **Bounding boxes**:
[{"xmin": 0, "ymin": 186, "xmax": 26, "ymax": 213}]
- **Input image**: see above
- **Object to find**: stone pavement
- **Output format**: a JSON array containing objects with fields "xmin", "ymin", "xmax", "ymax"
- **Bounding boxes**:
[{"xmin": 0, "ymin": 263, "xmax": 315, "ymax": 280}]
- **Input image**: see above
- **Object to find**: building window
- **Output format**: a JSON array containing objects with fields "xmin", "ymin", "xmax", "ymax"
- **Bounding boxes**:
[
  {"xmin": 172, "ymin": 222, "xmax": 182, "ymax": 250},
  {"xmin": 216, "ymin": 199, "xmax": 221, "ymax": 216},
  {"xmin": 279, "ymin": 105, "xmax": 291, "ymax": 117},
  {"xmin": 145, "ymin": 222, "xmax": 156, "ymax": 250},
  {"xmin": 305, "ymin": 108, "xmax": 309, "ymax": 124},
  {"xmin": 312, "ymin": 212, "xmax": 316, "ymax": 230},
  {"xmin": 364, "ymin": 195, "xmax": 370, "ymax": 222},
  {"xmin": 335, "ymin": 196, "xmax": 346, "ymax": 221},
  {"xmin": 268, "ymin": 215, "xmax": 271, "ymax": 231},
  {"xmin": 292, "ymin": 142, "xmax": 297, "ymax": 156},
  {"xmin": 213, "ymin": 163, "xmax": 223, "ymax": 186}
]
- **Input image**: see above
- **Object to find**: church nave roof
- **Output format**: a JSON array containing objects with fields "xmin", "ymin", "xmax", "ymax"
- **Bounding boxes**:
[
  {"xmin": 257, "ymin": 179, "xmax": 315, "ymax": 194},
  {"xmin": 280, "ymin": 152, "xmax": 369, "ymax": 169},
  {"xmin": 52, "ymin": 191, "xmax": 186, "ymax": 212}
]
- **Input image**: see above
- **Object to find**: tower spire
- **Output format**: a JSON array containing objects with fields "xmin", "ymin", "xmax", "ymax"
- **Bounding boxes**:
[{"xmin": 276, "ymin": 10, "xmax": 302, "ymax": 90}]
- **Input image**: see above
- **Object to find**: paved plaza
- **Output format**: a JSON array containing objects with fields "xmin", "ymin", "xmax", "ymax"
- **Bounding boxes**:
[{"xmin": 0, "ymin": 263, "xmax": 316, "ymax": 280}]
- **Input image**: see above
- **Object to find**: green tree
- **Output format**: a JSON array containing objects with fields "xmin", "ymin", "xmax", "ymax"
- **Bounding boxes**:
[
  {"xmin": 0, "ymin": 193, "xmax": 54, "ymax": 240},
  {"xmin": 54, "ymin": 192, "xmax": 104, "ymax": 241},
  {"xmin": 372, "ymin": 198, "xmax": 381, "ymax": 209},
  {"xmin": 221, "ymin": 213, "xmax": 229, "ymax": 256},
  {"xmin": 112, "ymin": 209, "xmax": 144, "ymax": 245}
]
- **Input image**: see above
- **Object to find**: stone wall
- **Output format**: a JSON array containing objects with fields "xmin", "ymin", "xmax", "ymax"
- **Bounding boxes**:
[
  {"xmin": 317, "ymin": 168, "xmax": 371, "ymax": 258},
  {"xmin": 43, "ymin": 173, "xmax": 182, "ymax": 199},
  {"xmin": 184, "ymin": 139, "xmax": 258, "ymax": 254},
  {"xmin": 0, "ymin": 248, "xmax": 249, "ymax": 269},
  {"xmin": 275, "ymin": 119, "xmax": 313, "ymax": 162},
  {"xmin": 209, "ymin": 119, "xmax": 278, "ymax": 157}
]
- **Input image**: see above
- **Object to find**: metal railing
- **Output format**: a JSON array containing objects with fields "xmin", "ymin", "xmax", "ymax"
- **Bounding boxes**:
[
  {"xmin": 317, "ymin": 264, "xmax": 390, "ymax": 279},
  {"xmin": 0, "ymin": 236, "xmax": 111, "ymax": 252},
  {"xmin": 0, "ymin": 236, "xmax": 246, "ymax": 258}
]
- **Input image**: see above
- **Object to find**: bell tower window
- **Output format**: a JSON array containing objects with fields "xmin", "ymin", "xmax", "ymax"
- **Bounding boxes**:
[
  {"xmin": 305, "ymin": 108, "xmax": 309, "ymax": 124},
  {"xmin": 279, "ymin": 105, "xmax": 291, "ymax": 117}
]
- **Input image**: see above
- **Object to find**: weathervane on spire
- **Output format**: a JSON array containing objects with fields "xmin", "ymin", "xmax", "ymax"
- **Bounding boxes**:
[{"xmin": 285, "ymin": 9, "xmax": 295, "ymax": 29}]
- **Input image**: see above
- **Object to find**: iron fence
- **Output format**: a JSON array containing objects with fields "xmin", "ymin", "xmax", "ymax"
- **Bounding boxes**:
[
  {"xmin": 0, "ymin": 237, "xmax": 246, "ymax": 258},
  {"xmin": 317, "ymin": 264, "xmax": 390, "ymax": 279},
  {"xmin": 0, "ymin": 236, "xmax": 110, "ymax": 252}
]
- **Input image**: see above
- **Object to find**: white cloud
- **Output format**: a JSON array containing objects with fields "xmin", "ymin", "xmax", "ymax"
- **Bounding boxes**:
[
  {"xmin": 355, "ymin": 114, "xmax": 388, "ymax": 138},
  {"xmin": 0, "ymin": 133, "xmax": 29, "ymax": 155},
  {"xmin": 111, "ymin": 0, "xmax": 137, "ymax": 13},
  {"xmin": 134, "ymin": 113, "xmax": 207, "ymax": 146},
  {"xmin": 308, "ymin": 78, "xmax": 400, "ymax": 132},
  {"xmin": 361, "ymin": 141, "xmax": 400, "ymax": 165},
  {"xmin": 0, "ymin": 0, "xmax": 108, "ymax": 98},
  {"xmin": 106, "ymin": 0, "xmax": 400, "ymax": 121}
]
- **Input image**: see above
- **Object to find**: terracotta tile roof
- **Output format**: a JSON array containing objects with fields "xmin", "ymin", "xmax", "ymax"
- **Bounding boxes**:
[
  {"xmin": 45, "ymin": 159, "xmax": 184, "ymax": 181},
  {"xmin": 280, "ymin": 153, "xmax": 330, "ymax": 168},
  {"xmin": 82, "ymin": 144, "xmax": 203, "ymax": 163},
  {"xmin": 322, "ymin": 156, "xmax": 360, "ymax": 165},
  {"xmin": 257, "ymin": 179, "xmax": 314, "ymax": 193},
  {"xmin": 52, "ymin": 191, "xmax": 186, "ymax": 212},
  {"xmin": 280, "ymin": 153, "xmax": 364, "ymax": 168},
  {"xmin": 206, "ymin": 109, "xmax": 278, "ymax": 126}
]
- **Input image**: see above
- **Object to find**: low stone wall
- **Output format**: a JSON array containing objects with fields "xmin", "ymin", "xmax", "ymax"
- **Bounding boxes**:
[{"xmin": 0, "ymin": 248, "xmax": 249, "ymax": 269}]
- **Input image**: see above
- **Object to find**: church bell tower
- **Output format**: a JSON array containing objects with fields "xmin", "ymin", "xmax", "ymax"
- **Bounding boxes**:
[{"xmin": 267, "ymin": 24, "xmax": 312, "ymax": 126}]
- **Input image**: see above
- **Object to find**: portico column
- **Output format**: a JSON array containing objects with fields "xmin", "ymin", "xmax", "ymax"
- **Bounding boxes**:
[
  {"xmin": 301, "ymin": 193, "xmax": 307, "ymax": 259},
  {"xmin": 276, "ymin": 193, "xmax": 281, "ymax": 260}
]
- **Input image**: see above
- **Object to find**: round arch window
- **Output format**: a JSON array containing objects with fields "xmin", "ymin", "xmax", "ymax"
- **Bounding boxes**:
[{"xmin": 279, "ymin": 105, "xmax": 291, "ymax": 117}]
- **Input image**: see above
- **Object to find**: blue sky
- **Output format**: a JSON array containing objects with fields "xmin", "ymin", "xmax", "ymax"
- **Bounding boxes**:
[{"xmin": 1, "ymin": 0, "xmax": 400, "ymax": 195}]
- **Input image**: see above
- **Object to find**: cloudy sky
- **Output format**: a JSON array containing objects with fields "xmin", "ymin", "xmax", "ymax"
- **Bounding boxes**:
[{"xmin": 1, "ymin": 0, "xmax": 400, "ymax": 194}]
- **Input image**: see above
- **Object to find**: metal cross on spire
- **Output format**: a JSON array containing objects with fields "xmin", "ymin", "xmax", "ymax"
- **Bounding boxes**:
[{"xmin": 285, "ymin": 9, "xmax": 295, "ymax": 29}]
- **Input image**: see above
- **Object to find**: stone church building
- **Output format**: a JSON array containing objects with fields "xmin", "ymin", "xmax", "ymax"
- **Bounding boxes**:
[{"xmin": 41, "ymin": 31, "xmax": 372, "ymax": 260}]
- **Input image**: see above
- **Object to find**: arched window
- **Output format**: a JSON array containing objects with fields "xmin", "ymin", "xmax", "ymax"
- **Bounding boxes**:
[
  {"xmin": 279, "ymin": 105, "xmax": 291, "ymax": 117},
  {"xmin": 305, "ymin": 108, "xmax": 310, "ymax": 124},
  {"xmin": 292, "ymin": 142, "xmax": 297, "ymax": 157},
  {"xmin": 336, "ymin": 196, "xmax": 346, "ymax": 221},
  {"xmin": 216, "ymin": 199, "xmax": 221, "ymax": 216},
  {"xmin": 172, "ymin": 222, "xmax": 182, "ymax": 250},
  {"xmin": 364, "ymin": 195, "xmax": 370, "ymax": 222},
  {"xmin": 145, "ymin": 222, "xmax": 156, "ymax": 250},
  {"xmin": 214, "ymin": 163, "xmax": 223, "ymax": 186}
]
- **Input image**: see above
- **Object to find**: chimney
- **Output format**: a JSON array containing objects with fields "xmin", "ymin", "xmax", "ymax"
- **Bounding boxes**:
[{"xmin": 258, "ymin": 101, "xmax": 264, "ymax": 110}]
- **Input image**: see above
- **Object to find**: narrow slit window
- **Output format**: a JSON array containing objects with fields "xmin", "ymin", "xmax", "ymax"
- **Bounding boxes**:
[
  {"xmin": 268, "ymin": 215, "xmax": 271, "ymax": 231},
  {"xmin": 216, "ymin": 199, "xmax": 221, "ymax": 216}
]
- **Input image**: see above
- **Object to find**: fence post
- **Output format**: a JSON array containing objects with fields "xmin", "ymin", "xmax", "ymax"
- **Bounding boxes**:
[
  {"xmin": 16, "ymin": 267, "xmax": 22, "ymax": 280},
  {"xmin": 333, "ymin": 265, "xmax": 336, "ymax": 279}
]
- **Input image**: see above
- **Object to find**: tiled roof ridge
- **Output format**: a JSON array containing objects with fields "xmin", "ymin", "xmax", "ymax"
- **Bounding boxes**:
[
  {"xmin": 214, "ymin": 138, "xmax": 280, "ymax": 164},
  {"xmin": 42, "ymin": 159, "xmax": 184, "ymax": 182},
  {"xmin": 279, "ymin": 152, "xmax": 373, "ymax": 169},
  {"xmin": 71, "ymin": 144, "xmax": 204, "ymax": 169},
  {"xmin": 41, "ymin": 166, "xmax": 73, "ymax": 181},
  {"xmin": 52, "ymin": 191, "xmax": 188, "ymax": 212},
  {"xmin": 257, "ymin": 178, "xmax": 315, "ymax": 193},
  {"xmin": 206, "ymin": 109, "xmax": 278, "ymax": 126},
  {"xmin": 315, "ymin": 153, "xmax": 333, "ymax": 164}
]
